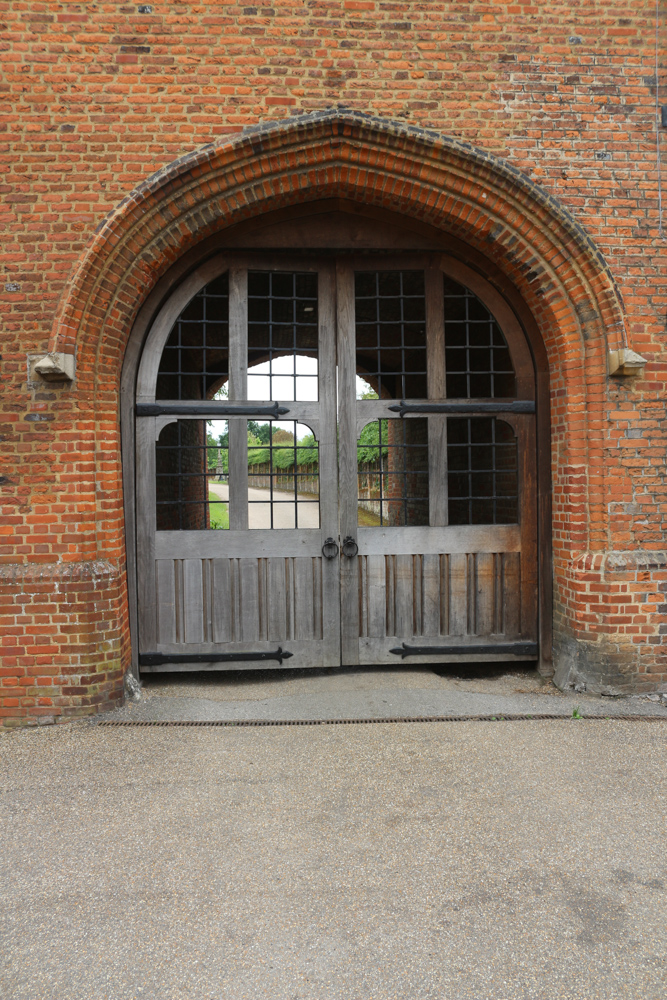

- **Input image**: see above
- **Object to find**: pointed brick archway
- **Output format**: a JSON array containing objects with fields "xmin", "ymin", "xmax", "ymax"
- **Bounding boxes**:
[{"xmin": 49, "ymin": 111, "xmax": 643, "ymax": 702}]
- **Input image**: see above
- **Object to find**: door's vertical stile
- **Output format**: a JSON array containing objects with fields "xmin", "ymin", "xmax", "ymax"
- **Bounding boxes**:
[
  {"xmin": 317, "ymin": 265, "xmax": 342, "ymax": 659},
  {"xmin": 426, "ymin": 266, "xmax": 448, "ymax": 527},
  {"xmin": 517, "ymin": 415, "xmax": 539, "ymax": 637},
  {"xmin": 228, "ymin": 267, "xmax": 248, "ymax": 531},
  {"xmin": 136, "ymin": 415, "xmax": 158, "ymax": 649},
  {"xmin": 337, "ymin": 263, "xmax": 361, "ymax": 664}
]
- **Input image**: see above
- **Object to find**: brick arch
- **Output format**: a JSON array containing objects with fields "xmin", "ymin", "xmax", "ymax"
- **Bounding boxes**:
[
  {"xmin": 51, "ymin": 110, "xmax": 627, "ymax": 371},
  {"xmin": 44, "ymin": 110, "xmax": 634, "ymax": 696},
  {"xmin": 53, "ymin": 110, "xmax": 625, "ymax": 568}
]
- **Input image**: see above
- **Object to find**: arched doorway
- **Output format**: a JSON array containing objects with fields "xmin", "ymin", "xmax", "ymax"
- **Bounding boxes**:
[{"xmin": 131, "ymin": 208, "xmax": 540, "ymax": 671}]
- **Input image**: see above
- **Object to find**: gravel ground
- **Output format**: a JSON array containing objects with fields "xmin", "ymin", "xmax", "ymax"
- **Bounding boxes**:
[{"xmin": 1, "ymin": 717, "xmax": 666, "ymax": 999}]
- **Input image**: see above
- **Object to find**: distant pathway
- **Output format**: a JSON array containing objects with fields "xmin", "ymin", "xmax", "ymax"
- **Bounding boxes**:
[{"xmin": 209, "ymin": 481, "xmax": 320, "ymax": 529}]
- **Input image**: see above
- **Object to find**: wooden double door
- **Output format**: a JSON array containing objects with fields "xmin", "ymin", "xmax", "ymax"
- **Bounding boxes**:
[{"xmin": 135, "ymin": 254, "xmax": 537, "ymax": 671}]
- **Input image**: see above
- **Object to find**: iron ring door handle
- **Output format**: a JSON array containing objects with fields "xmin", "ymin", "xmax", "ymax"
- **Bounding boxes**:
[
  {"xmin": 341, "ymin": 536, "xmax": 358, "ymax": 558},
  {"xmin": 321, "ymin": 537, "xmax": 339, "ymax": 559}
]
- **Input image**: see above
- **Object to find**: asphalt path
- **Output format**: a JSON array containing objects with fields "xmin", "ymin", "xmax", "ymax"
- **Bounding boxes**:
[
  {"xmin": 209, "ymin": 482, "xmax": 320, "ymax": 529},
  {"xmin": 2, "ymin": 717, "xmax": 666, "ymax": 999}
]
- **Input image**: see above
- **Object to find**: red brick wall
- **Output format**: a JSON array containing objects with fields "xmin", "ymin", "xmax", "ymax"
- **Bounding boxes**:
[{"xmin": 2, "ymin": 2, "xmax": 666, "ymax": 723}]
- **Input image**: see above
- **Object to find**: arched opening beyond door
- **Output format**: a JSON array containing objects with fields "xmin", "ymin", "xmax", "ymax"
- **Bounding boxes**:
[{"xmin": 132, "ymin": 206, "xmax": 540, "ymax": 672}]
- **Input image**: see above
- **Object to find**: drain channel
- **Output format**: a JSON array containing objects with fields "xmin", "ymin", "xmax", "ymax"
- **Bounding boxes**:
[{"xmin": 95, "ymin": 714, "xmax": 667, "ymax": 728}]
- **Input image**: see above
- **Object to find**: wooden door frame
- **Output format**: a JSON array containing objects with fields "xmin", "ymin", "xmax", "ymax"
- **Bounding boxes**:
[{"xmin": 121, "ymin": 207, "xmax": 552, "ymax": 678}]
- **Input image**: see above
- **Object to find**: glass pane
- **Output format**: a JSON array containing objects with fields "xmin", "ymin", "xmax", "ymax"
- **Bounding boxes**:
[
  {"xmin": 247, "ymin": 420, "xmax": 319, "ymax": 530},
  {"xmin": 446, "ymin": 418, "xmax": 518, "ymax": 525},
  {"xmin": 357, "ymin": 418, "xmax": 429, "ymax": 527},
  {"xmin": 156, "ymin": 420, "xmax": 229, "ymax": 530},
  {"xmin": 355, "ymin": 271, "xmax": 427, "ymax": 400},
  {"xmin": 247, "ymin": 271, "xmax": 318, "ymax": 401},
  {"xmin": 156, "ymin": 274, "xmax": 229, "ymax": 401},
  {"xmin": 443, "ymin": 277, "xmax": 516, "ymax": 398}
]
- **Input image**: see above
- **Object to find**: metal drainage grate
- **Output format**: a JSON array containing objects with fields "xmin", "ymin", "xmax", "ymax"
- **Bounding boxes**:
[{"xmin": 94, "ymin": 714, "xmax": 667, "ymax": 728}]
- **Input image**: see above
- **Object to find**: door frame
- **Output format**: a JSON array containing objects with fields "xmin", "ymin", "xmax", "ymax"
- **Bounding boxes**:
[{"xmin": 121, "ymin": 221, "xmax": 552, "ymax": 678}]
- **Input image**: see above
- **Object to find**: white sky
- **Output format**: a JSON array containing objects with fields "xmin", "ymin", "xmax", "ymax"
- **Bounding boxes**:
[{"xmin": 209, "ymin": 356, "xmax": 375, "ymax": 441}]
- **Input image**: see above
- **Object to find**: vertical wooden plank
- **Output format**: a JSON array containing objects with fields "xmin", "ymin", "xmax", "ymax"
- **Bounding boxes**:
[
  {"xmin": 317, "ymin": 264, "xmax": 341, "ymax": 660},
  {"xmin": 313, "ymin": 557, "xmax": 323, "ymax": 641},
  {"xmin": 267, "ymin": 558, "xmax": 287, "ymax": 641},
  {"xmin": 386, "ymin": 555, "xmax": 395, "ymax": 637},
  {"xmin": 136, "ymin": 415, "xmax": 158, "ymax": 649},
  {"xmin": 440, "ymin": 553, "xmax": 449, "ymax": 636},
  {"xmin": 228, "ymin": 267, "xmax": 248, "ymax": 531},
  {"xmin": 286, "ymin": 557, "xmax": 295, "ymax": 641},
  {"xmin": 493, "ymin": 553, "xmax": 502, "ymax": 635},
  {"xmin": 239, "ymin": 558, "xmax": 259, "ymax": 642},
  {"xmin": 231, "ymin": 558, "xmax": 241, "ymax": 642},
  {"xmin": 502, "ymin": 551, "xmax": 521, "ymax": 636},
  {"xmin": 293, "ymin": 557, "xmax": 315, "ymax": 640},
  {"xmin": 426, "ymin": 266, "xmax": 448, "ymax": 527},
  {"xmin": 211, "ymin": 559, "xmax": 232, "ymax": 642},
  {"xmin": 359, "ymin": 556, "xmax": 368, "ymax": 638},
  {"xmin": 182, "ymin": 559, "xmax": 205, "ymax": 643},
  {"xmin": 421, "ymin": 552, "xmax": 440, "ymax": 637},
  {"xmin": 394, "ymin": 553, "xmax": 414, "ymax": 638},
  {"xmin": 475, "ymin": 552, "xmax": 495, "ymax": 636},
  {"xmin": 257, "ymin": 557, "xmax": 267, "ymax": 641},
  {"xmin": 367, "ymin": 554, "xmax": 387, "ymax": 638},
  {"xmin": 337, "ymin": 262, "xmax": 361, "ymax": 663},
  {"xmin": 156, "ymin": 560, "xmax": 176, "ymax": 645},
  {"xmin": 449, "ymin": 552, "xmax": 468, "ymax": 636},
  {"xmin": 412, "ymin": 555, "xmax": 422, "ymax": 636}
]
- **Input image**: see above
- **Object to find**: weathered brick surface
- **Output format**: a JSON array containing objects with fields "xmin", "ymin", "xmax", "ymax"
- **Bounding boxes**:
[{"xmin": 2, "ymin": 2, "xmax": 666, "ymax": 723}]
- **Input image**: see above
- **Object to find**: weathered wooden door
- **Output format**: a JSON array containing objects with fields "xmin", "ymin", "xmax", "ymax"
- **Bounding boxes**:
[
  {"xmin": 136, "ymin": 260, "xmax": 341, "ymax": 670},
  {"xmin": 336, "ymin": 259, "xmax": 538, "ymax": 665},
  {"xmin": 135, "ymin": 253, "xmax": 538, "ymax": 671}
]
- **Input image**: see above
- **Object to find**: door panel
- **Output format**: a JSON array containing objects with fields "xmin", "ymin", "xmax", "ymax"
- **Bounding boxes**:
[
  {"xmin": 137, "ymin": 263, "xmax": 340, "ymax": 671},
  {"xmin": 136, "ymin": 253, "xmax": 539, "ymax": 672},
  {"xmin": 337, "ymin": 261, "xmax": 538, "ymax": 666}
]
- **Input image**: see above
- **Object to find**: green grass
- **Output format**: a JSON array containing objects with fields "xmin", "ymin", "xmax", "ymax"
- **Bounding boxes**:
[
  {"xmin": 208, "ymin": 492, "xmax": 229, "ymax": 529},
  {"xmin": 357, "ymin": 505, "xmax": 382, "ymax": 527}
]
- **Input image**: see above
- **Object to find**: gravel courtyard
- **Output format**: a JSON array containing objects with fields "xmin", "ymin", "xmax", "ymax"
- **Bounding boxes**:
[{"xmin": 1, "ymin": 714, "xmax": 666, "ymax": 999}]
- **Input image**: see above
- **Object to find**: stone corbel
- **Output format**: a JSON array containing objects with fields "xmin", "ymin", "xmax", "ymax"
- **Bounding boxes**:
[
  {"xmin": 607, "ymin": 348, "xmax": 646, "ymax": 377},
  {"xmin": 30, "ymin": 352, "xmax": 76, "ymax": 382}
]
